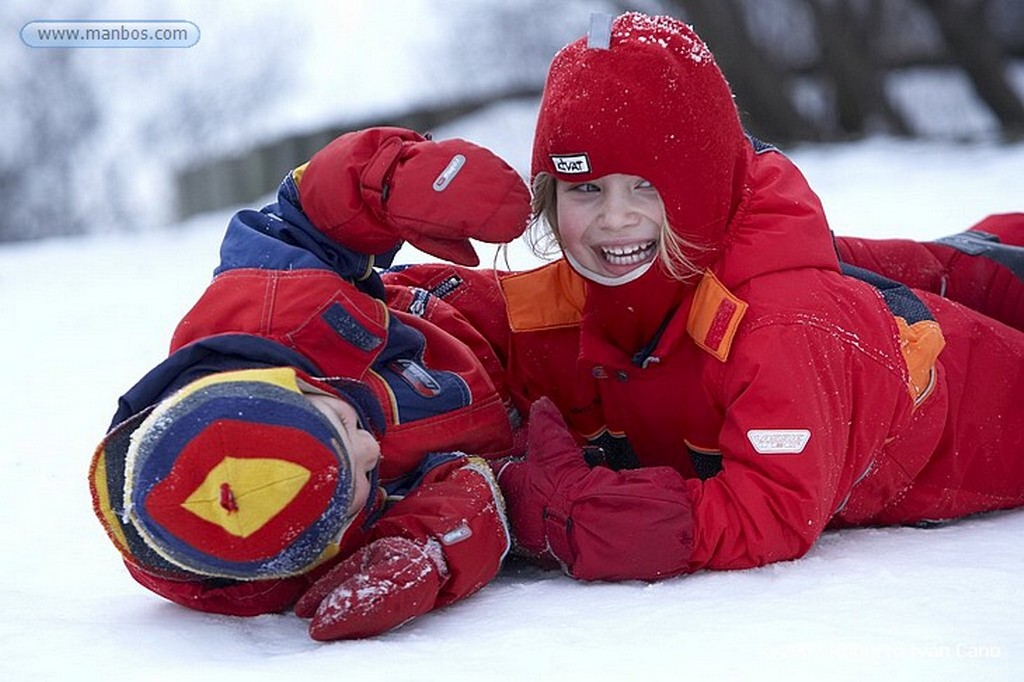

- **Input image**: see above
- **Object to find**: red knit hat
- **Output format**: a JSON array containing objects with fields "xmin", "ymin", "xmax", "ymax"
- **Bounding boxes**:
[{"xmin": 532, "ymin": 13, "xmax": 749, "ymax": 265}]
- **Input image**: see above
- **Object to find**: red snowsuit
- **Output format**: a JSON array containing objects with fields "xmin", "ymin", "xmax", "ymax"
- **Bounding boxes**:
[
  {"xmin": 387, "ymin": 145, "xmax": 1024, "ymax": 581},
  {"xmin": 95, "ymin": 128, "xmax": 523, "ymax": 616}
]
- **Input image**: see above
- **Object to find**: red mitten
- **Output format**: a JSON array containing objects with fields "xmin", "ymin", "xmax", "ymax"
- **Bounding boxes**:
[
  {"xmin": 299, "ymin": 127, "xmax": 530, "ymax": 266},
  {"xmin": 294, "ymin": 536, "xmax": 448, "ymax": 641},
  {"xmin": 495, "ymin": 397, "xmax": 592, "ymax": 564}
]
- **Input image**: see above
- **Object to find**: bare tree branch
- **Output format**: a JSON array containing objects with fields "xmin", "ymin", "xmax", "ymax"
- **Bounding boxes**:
[
  {"xmin": 667, "ymin": 0, "xmax": 821, "ymax": 142},
  {"xmin": 925, "ymin": 0, "xmax": 1024, "ymax": 136},
  {"xmin": 805, "ymin": 0, "xmax": 912, "ymax": 137}
]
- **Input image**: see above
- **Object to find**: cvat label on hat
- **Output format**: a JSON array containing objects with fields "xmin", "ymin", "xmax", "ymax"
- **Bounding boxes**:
[
  {"xmin": 746, "ymin": 429, "xmax": 811, "ymax": 454},
  {"xmin": 551, "ymin": 153, "xmax": 591, "ymax": 174}
]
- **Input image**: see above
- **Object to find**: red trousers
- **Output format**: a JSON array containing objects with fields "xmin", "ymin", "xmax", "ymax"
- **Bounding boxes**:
[
  {"xmin": 834, "ymin": 213, "xmax": 1024, "ymax": 333},
  {"xmin": 836, "ymin": 213, "xmax": 1024, "ymax": 523}
]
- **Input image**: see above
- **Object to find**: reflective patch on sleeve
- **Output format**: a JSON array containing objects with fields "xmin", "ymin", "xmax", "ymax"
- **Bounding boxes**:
[
  {"xmin": 407, "ymin": 288, "xmax": 430, "ymax": 317},
  {"xmin": 388, "ymin": 359, "xmax": 441, "ymax": 398},
  {"xmin": 747, "ymin": 429, "xmax": 811, "ymax": 454}
]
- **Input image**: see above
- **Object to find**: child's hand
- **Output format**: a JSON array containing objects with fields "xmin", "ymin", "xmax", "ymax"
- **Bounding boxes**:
[
  {"xmin": 497, "ymin": 397, "xmax": 697, "ymax": 581},
  {"xmin": 298, "ymin": 127, "xmax": 530, "ymax": 267},
  {"xmin": 367, "ymin": 135, "xmax": 530, "ymax": 266},
  {"xmin": 495, "ymin": 397, "xmax": 591, "ymax": 563},
  {"xmin": 294, "ymin": 536, "xmax": 448, "ymax": 641}
]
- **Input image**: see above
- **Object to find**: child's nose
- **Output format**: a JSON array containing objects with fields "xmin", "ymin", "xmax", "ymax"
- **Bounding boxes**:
[
  {"xmin": 357, "ymin": 431, "xmax": 382, "ymax": 467},
  {"xmin": 599, "ymin": 194, "xmax": 640, "ymax": 229}
]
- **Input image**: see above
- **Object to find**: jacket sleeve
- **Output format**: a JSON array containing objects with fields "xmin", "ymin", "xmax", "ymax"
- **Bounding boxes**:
[
  {"xmin": 383, "ymin": 264, "xmax": 514, "ymax": 368},
  {"xmin": 214, "ymin": 127, "xmax": 432, "ymax": 288},
  {"xmin": 384, "ymin": 263, "xmax": 518, "ymax": 421},
  {"xmin": 683, "ymin": 320, "xmax": 907, "ymax": 571},
  {"xmin": 214, "ymin": 165, "xmax": 389, "ymax": 288},
  {"xmin": 367, "ymin": 454, "xmax": 511, "ymax": 607},
  {"xmin": 512, "ymin": 373, "xmax": 835, "ymax": 580}
]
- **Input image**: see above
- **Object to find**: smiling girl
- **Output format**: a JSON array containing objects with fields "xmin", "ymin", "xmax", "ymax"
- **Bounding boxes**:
[{"xmin": 484, "ymin": 12, "xmax": 1024, "ymax": 581}]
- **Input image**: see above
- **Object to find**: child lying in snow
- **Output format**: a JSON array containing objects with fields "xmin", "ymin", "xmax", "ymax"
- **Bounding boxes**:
[{"xmin": 90, "ymin": 127, "xmax": 530, "ymax": 640}]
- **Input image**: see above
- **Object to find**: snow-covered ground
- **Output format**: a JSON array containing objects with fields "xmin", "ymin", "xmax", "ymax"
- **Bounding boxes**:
[{"xmin": 2, "ymin": 125, "xmax": 1023, "ymax": 680}]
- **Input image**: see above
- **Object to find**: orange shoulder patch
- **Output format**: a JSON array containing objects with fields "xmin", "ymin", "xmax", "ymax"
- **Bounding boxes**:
[
  {"xmin": 686, "ymin": 270, "xmax": 748, "ymax": 362},
  {"xmin": 500, "ymin": 260, "xmax": 586, "ymax": 332}
]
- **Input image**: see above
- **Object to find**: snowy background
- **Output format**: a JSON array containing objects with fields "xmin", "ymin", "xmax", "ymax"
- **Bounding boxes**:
[{"xmin": 3, "ymin": 1, "xmax": 1024, "ymax": 680}]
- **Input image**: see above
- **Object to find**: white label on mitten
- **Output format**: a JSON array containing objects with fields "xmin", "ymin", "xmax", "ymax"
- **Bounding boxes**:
[
  {"xmin": 441, "ymin": 523, "xmax": 472, "ymax": 545},
  {"xmin": 433, "ymin": 154, "xmax": 466, "ymax": 191}
]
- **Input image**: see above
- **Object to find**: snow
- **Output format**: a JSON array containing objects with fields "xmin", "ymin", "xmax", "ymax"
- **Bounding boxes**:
[
  {"xmin": 3, "ymin": 123, "xmax": 1022, "ymax": 679},
  {"xmin": 5, "ymin": 1, "xmax": 1023, "ymax": 675}
]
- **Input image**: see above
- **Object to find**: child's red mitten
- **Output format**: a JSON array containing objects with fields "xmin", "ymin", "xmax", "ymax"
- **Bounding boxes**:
[
  {"xmin": 299, "ymin": 127, "xmax": 530, "ymax": 266},
  {"xmin": 294, "ymin": 536, "xmax": 448, "ymax": 641},
  {"xmin": 495, "ymin": 397, "xmax": 592, "ymax": 564}
]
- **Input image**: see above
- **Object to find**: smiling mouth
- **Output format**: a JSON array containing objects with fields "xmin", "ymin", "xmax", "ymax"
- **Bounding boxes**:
[{"xmin": 600, "ymin": 241, "xmax": 658, "ymax": 266}]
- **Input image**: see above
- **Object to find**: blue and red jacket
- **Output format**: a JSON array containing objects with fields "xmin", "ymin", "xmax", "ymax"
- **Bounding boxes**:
[{"xmin": 108, "ymin": 131, "xmax": 516, "ymax": 615}]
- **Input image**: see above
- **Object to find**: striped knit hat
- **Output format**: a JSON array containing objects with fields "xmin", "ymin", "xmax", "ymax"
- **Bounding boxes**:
[{"xmin": 90, "ymin": 368, "xmax": 359, "ymax": 580}]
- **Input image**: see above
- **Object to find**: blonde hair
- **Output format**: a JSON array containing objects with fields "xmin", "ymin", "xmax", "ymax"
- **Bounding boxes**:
[{"xmin": 527, "ymin": 172, "xmax": 705, "ymax": 282}]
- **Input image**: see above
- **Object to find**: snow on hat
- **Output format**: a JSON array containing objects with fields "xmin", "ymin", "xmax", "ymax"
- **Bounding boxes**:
[
  {"xmin": 90, "ymin": 367, "xmax": 358, "ymax": 581},
  {"xmin": 532, "ymin": 12, "xmax": 749, "ymax": 267}
]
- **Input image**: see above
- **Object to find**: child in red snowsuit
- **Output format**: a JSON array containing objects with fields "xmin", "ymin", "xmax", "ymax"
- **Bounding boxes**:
[
  {"xmin": 90, "ymin": 127, "xmax": 530, "ymax": 639},
  {"xmin": 389, "ymin": 13, "xmax": 1024, "ymax": 582}
]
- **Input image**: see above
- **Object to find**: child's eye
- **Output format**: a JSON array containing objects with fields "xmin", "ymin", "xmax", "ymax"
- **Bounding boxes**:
[
  {"xmin": 339, "ymin": 411, "xmax": 364, "ymax": 432},
  {"xmin": 569, "ymin": 182, "xmax": 599, "ymax": 193},
  {"xmin": 636, "ymin": 179, "xmax": 654, "ymax": 190},
  {"xmin": 340, "ymin": 413, "xmax": 366, "ymax": 433}
]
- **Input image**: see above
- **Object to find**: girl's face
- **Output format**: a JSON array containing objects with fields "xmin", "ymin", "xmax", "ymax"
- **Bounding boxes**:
[
  {"xmin": 555, "ymin": 173, "xmax": 665, "ymax": 278},
  {"xmin": 306, "ymin": 392, "xmax": 381, "ymax": 517}
]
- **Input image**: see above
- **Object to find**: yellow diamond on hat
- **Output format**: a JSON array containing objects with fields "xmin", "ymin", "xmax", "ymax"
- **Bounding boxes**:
[{"xmin": 181, "ymin": 457, "xmax": 311, "ymax": 538}]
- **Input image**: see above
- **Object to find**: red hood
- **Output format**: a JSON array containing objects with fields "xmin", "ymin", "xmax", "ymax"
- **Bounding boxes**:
[{"xmin": 713, "ymin": 148, "xmax": 839, "ymax": 289}]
